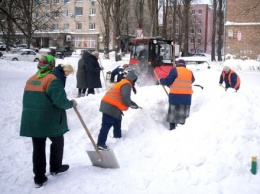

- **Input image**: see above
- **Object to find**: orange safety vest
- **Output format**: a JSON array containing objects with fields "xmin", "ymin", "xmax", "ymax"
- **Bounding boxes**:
[
  {"xmin": 102, "ymin": 79, "xmax": 132, "ymax": 111},
  {"xmin": 222, "ymin": 70, "xmax": 240, "ymax": 89},
  {"xmin": 169, "ymin": 67, "xmax": 193, "ymax": 95}
]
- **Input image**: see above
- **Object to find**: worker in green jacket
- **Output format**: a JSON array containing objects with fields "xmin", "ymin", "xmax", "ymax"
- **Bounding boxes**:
[{"xmin": 20, "ymin": 54, "xmax": 77, "ymax": 188}]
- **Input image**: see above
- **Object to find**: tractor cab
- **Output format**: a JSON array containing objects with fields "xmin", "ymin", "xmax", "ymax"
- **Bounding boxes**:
[{"xmin": 129, "ymin": 37, "xmax": 175, "ymax": 84}]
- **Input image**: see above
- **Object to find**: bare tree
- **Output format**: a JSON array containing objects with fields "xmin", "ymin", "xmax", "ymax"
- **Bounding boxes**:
[
  {"xmin": 182, "ymin": 0, "xmax": 192, "ymax": 56},
  {"xmin": 217, "ymin": 0, "xmax": 224, "ymax": 61},
  {"xmin": 211, "ymin": 0, "xmax": 217, "ymax": 61},
  {"xmin": 160, "ymin": 0, "xmax": 170, "ymax": 38},
  {"xmin": 0, "ymin": 0, "xmax": 63, "ymax": 49},
  {"xmin": 135, "ymin": 0, "xmax": 145, "ymax": 28},
  {"xmin": 97, "ymin": 0, "xmax": 112, "ymax": 59},
  {"xmin": 111, "ymin": 0, "xmax": 129, "ymax": 61},
  {"xmin": 148, "ymin": 0, "xmax": 159, "ymax": 36}
]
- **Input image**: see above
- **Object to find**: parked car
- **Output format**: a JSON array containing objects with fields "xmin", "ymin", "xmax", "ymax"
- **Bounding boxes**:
[
  {"xmin": 39, "ymin": 48, "xmax": 51, "ymax": 55},
  {"xmin": 193, "ymin": 53, "xmax": 206, "ymax": 57},
  {"xmin": 0, "ymin": 49, "xmax": 41, "ymax": 62},
  {"xmin": 0, "ymin": 42, "xmax": 6, "ymax": 51},
  {"xmin": 71, "ymin": 49, "xmax": 90, "ymax": 57},
  {"xmin": 55, "ymin": 46, "xmax": 73, "ymax": 58}
]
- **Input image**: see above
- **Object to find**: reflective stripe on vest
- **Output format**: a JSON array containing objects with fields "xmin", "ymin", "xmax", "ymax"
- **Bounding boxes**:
[
  {"xmin": 102, "ymin": 79, "xmax": 132, "ymax": 111},
  {"xmin": 222, "ymin": 70, "xmax": 240, "ymax": 89},
  {"xmin": 169, "ymin": 67, "xmax": 193, "ymax": 94}
]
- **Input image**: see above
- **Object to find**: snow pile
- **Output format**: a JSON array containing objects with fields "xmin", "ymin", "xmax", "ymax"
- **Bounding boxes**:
[{"xmin": 0, "ymin": 53, "xmax": 260, "ymax": 194}]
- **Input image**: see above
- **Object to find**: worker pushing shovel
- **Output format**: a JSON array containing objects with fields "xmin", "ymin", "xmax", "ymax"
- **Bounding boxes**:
[
  {"xmin": 96, "ymin": 71, "xmax": 140, "ymax": 151},
  {"xmin": 155, "ymin": 59, "xmax": 196, "ymax": 130}
]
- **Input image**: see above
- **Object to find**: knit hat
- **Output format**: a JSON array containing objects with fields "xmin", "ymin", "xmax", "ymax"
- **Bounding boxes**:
[
  {"xmin": 126, "ymin": 71, "xmax": 138, "ymax": 94},
  {"xmin": 37, "ymin": 55, "xmax": 55, "ymax": 78},
  {"xmin": 177, "ymin": 59, "xmax": 186, "ymax": 67},
  {"xmin": 223, "ymin": 66, "xmax": 230, "ymax": 72}
]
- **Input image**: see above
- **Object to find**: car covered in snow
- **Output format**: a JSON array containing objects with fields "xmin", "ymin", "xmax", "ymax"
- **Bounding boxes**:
[{"xmin": 0, "ymin": 49, "xmax": 41, "ymax": 62}]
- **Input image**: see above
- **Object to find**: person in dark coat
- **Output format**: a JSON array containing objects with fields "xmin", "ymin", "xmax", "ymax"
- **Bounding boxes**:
[
  {"xmin": 84, "ymin": 51, "xmax": 103, "ymax": 95},
  {"xmin": 97, "ymin": 71, "xmax": 139, "ymax": 150},
  {"xmin": 219, "ymin": 66, "xmax": 240, "ymax": 92},
  {"xmin": 76, "ymin": 51, "xmax": 89, "ymax": 97},
  {"xmin": 110, "ymin": 64, "xmax": 129, "ymax": 83},
  {"xmin": 20, "ymin": 56, "xmax": 77, "ymax": 188},
  {"xmin": 159, "ymin": 59, "xmax": 195, "ymax": 130}
]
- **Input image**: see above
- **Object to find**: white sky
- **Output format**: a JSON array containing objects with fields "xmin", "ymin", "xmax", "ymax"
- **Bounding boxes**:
[{"xmin": 0, "ymin": 52, "xmax": 260, "ymax": 193}]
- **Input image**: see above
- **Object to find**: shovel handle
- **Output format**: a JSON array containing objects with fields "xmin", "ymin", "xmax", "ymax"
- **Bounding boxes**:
[
  {"xmin": 154, "ymin": 70, "xmax": 169, "ymax": 96},
  {"xmin": 99, "ymin": 59, "xmax": 109, "ymax": 90},
  {"xmin": 73, "ymin": 106, "xmax": 103, "ymax": 161}
]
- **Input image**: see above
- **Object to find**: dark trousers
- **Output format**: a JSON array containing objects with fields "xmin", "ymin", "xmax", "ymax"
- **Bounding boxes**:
[
  {"xmin": 78, "ymin": 88, "xmax": 86, "ymax": 96},
  {"xmin": 97, "ymin": 113, "xmax": 122, "ymax": 146},
  {"xmin": 87, "ymin": 88, "xmax": 95, "ymax": 95},
  {"xmin": 32, "ymin": 136, "xmax": 64, "ymax": 183}
]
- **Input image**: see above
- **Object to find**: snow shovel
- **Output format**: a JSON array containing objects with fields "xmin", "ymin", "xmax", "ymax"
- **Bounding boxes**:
[
  {"xmin": 73, "ymin": 106, "xmax": 120, "ymax": 169},
  {"xmin": 98, "ymin": 58, "xmax": 109, "ymax": 90},
  {"xmin": 154, "ymin": 70, "xmax": 169, "ymax": 96}
]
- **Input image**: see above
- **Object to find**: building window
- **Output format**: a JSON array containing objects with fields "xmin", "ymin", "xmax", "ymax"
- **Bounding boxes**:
[
  {"xmin": 75, "ymin": 7, "xmax": 83, "ymax": 15},
  {"xmin": 198, "ymin": 39, "xmax": 201, "ymax": 44},
  {"xmin": 72, "ymin": 37, "xmax": 96, "ymax": 48},
  {"xmin": 64, "ymin": 0, "xmax": 70, "ymax": 3},
  {"xmin": 198, "ymin": 29, "xmax": 202, "ymax": 34},
  {"xmin": 55, "ymin": 0, "xmax": 60, "ymax": 3},
  {"xmin": 89, "ymin": 8, "xmax": 96, "ymax": 15},
  {"xmin": 64, "ymin": 23, "xmax": 69, "ymax": 30},
  {"xmin": 190, "ymin": 29, "xmax": 194, "ymax": 34},
  {"xmin": 54, "ymin": 11, "xmax": 59, "ymax": 18},
  {"xmin": 198, "ymin": 19, "xmax": 202, "ymax": 24},
  {"xmin": 76, "ymin": 23, "xmax": 82, "ymax": 30},
  {"xmin": 191, "ymin": 39, "xmax": 194, "ymax": 44},
  {"xmin": 76, "ymin": 0, "xmax": 83, "ymax": 2},
  {"xmin": 89, "ymin": 0, "xmax": 96, "ymax": 2},
  {"xmin": 198, "ymin": 10, "xmax": 202, "ymax": 15},
  {"xmin": 175, "ymin": 29, "xmax": 179, "ymax": 34},
  {"xmin": 192, "ymin": 10, "xmax": 195, "ymax": 15},
  {"xmin": 176, "ymin": 19, "xmax": 179, "ymax": 25},
  {"xmin": 89, "ymin": 23, "xmax": 95, "ymax": 30},
  {"xmin": 192, "ymin": 19, "xmax": 195, "ymax": 24},
  {"xmin": 53, "ymin": 24, "xmax": 59, "ymax": 30},
  {"xmin": 65, "ymin": 10, "xmax": 69, "ymax": 17}
]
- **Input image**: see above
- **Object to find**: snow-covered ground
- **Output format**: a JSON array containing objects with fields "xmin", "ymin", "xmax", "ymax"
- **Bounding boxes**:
[{"xmin": 0, "ymin": 53, "xmax": 260, "ymax": 194}]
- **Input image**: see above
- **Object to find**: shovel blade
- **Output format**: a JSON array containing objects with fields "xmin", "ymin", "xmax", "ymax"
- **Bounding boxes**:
[{"xmin": 87, "ymin": 150, "xmax": 120, "ymax": 169}]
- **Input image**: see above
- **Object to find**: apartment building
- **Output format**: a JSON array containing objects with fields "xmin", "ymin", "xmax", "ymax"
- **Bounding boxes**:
[
  {"xmin": 32, "ymin": 0, "xmax": 103, "ymax": 51},
  {"xmin": 168, "ymin": 4, "xmax": 213, "ymax": 54},
  {"xmin": 225, "ymin": 0, "xmax": 260, "ymax": 59},
  {"xmin": 188, "ymin": 4, "xmax": 213, "ymax": 54}
]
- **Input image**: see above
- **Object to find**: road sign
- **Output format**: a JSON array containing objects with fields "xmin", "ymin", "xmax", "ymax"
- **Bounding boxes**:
[
  {"xmin": 237, "ymin": 31, "xmax": 242, "ymax": 41},
  {"xmin": 135, "ymin": 28, "xmax": 143, "ymax": 37}
]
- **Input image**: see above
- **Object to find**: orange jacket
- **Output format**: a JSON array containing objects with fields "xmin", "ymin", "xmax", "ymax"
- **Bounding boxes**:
[
  {"xmin": 102, "ymin": 79, "xmax": 132, "ymax": 111},
  {"xmin": 221, "ymin": 70, "xmax": 240, "ymax": 89},
  {"xmin": 169, "ymin": 67, "xmax": 193, "ymax": 94}
]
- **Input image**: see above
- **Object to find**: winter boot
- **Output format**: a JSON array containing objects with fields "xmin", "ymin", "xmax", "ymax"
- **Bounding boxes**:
[
  {"xmin": 169, "ymin": 123, "xmax": 176, "ymax": 130},
  {"xmin": 35, "ymin": 176, "xmax": 48, "ymax": 188},
  {"xmin": 50, "ymin": 164, "xmax": 69, "ymax": 175},
  {"xmin": 97, "ymin": 144, "xmax": 110, "ymax": 151}
]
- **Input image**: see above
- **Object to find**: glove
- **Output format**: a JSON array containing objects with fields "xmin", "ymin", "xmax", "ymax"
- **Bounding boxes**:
[
  {"xmin": 130, "ymin": 105, "xmax": 138, "ymax": 109},
  {"xmin": 130, "ymin": 101, "xmax": 138, "ymax": 109},
  {"xmin": 71, "ymin": 99, "xmax": 77, "ymax": 107}
]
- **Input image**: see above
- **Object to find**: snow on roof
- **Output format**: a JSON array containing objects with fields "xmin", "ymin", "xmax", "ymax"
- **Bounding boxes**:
[{"xmin": 226, "ymin": 21, "xmax": 260, "ymax": 26}]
